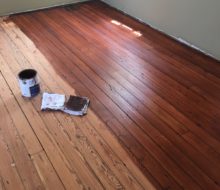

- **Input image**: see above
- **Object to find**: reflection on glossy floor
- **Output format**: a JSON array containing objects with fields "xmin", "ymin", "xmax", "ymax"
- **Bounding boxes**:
[{"xmin": 0, "ymin": 1, "xmax": 220, "ymax": 189}]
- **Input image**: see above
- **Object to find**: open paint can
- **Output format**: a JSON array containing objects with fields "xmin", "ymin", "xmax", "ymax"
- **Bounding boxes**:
[{"xmin": 18, "ymin": 69, "xmax": 40, "ymax": 98}]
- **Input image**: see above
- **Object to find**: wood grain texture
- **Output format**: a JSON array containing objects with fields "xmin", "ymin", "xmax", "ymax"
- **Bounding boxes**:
[
  {"xmin": 0, "ymin": 101, "xmax": 25, "ymax": 190},
  {"xmin": 0, "ymin": 1, "xmax": 220, "ymax": 189},
  {"xmin": 1, "ymin": 21, "xmax": 153, "ymax": 190}
]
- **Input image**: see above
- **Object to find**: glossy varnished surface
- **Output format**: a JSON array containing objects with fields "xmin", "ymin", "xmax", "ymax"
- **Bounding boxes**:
[{"xmin": 1, "ymin": 1, "xmax": 220, "ymax": 189}]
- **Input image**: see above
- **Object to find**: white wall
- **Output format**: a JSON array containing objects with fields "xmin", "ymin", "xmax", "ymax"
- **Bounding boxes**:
[
  {"xmin": 0, "ymin": 0, "xmax": 85, "ymax": 16},
  {"xmin": 103, "ymin": 0, "xmax": 220, "ymax": 60}
]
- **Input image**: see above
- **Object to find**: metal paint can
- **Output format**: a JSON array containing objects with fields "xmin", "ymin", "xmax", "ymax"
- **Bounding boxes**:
[{"xmin": 18, "ymin": 69, "xmax": 40, "ymax": 98}]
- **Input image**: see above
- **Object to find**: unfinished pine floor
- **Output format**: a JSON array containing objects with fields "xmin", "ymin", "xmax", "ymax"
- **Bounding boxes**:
[{"xmin": 0, "ymin": 1, "xmax": 220, "ymax": 190}]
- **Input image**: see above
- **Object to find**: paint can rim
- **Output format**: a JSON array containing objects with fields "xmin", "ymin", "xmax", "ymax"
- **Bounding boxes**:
[{"xmin": 18, "ymin": 69, "xmax": 37, "ymax": 80}]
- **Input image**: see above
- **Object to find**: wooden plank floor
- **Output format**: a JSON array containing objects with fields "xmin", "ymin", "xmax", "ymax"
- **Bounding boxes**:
[{"xmin": 0, "ymin": 1, "xmax": 220, "ymax": 189}]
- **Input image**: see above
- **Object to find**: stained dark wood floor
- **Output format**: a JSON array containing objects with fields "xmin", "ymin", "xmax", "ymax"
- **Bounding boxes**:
[{"xmin": 2, "ymin": 1, "xmax": 220, "ymax": 189}]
